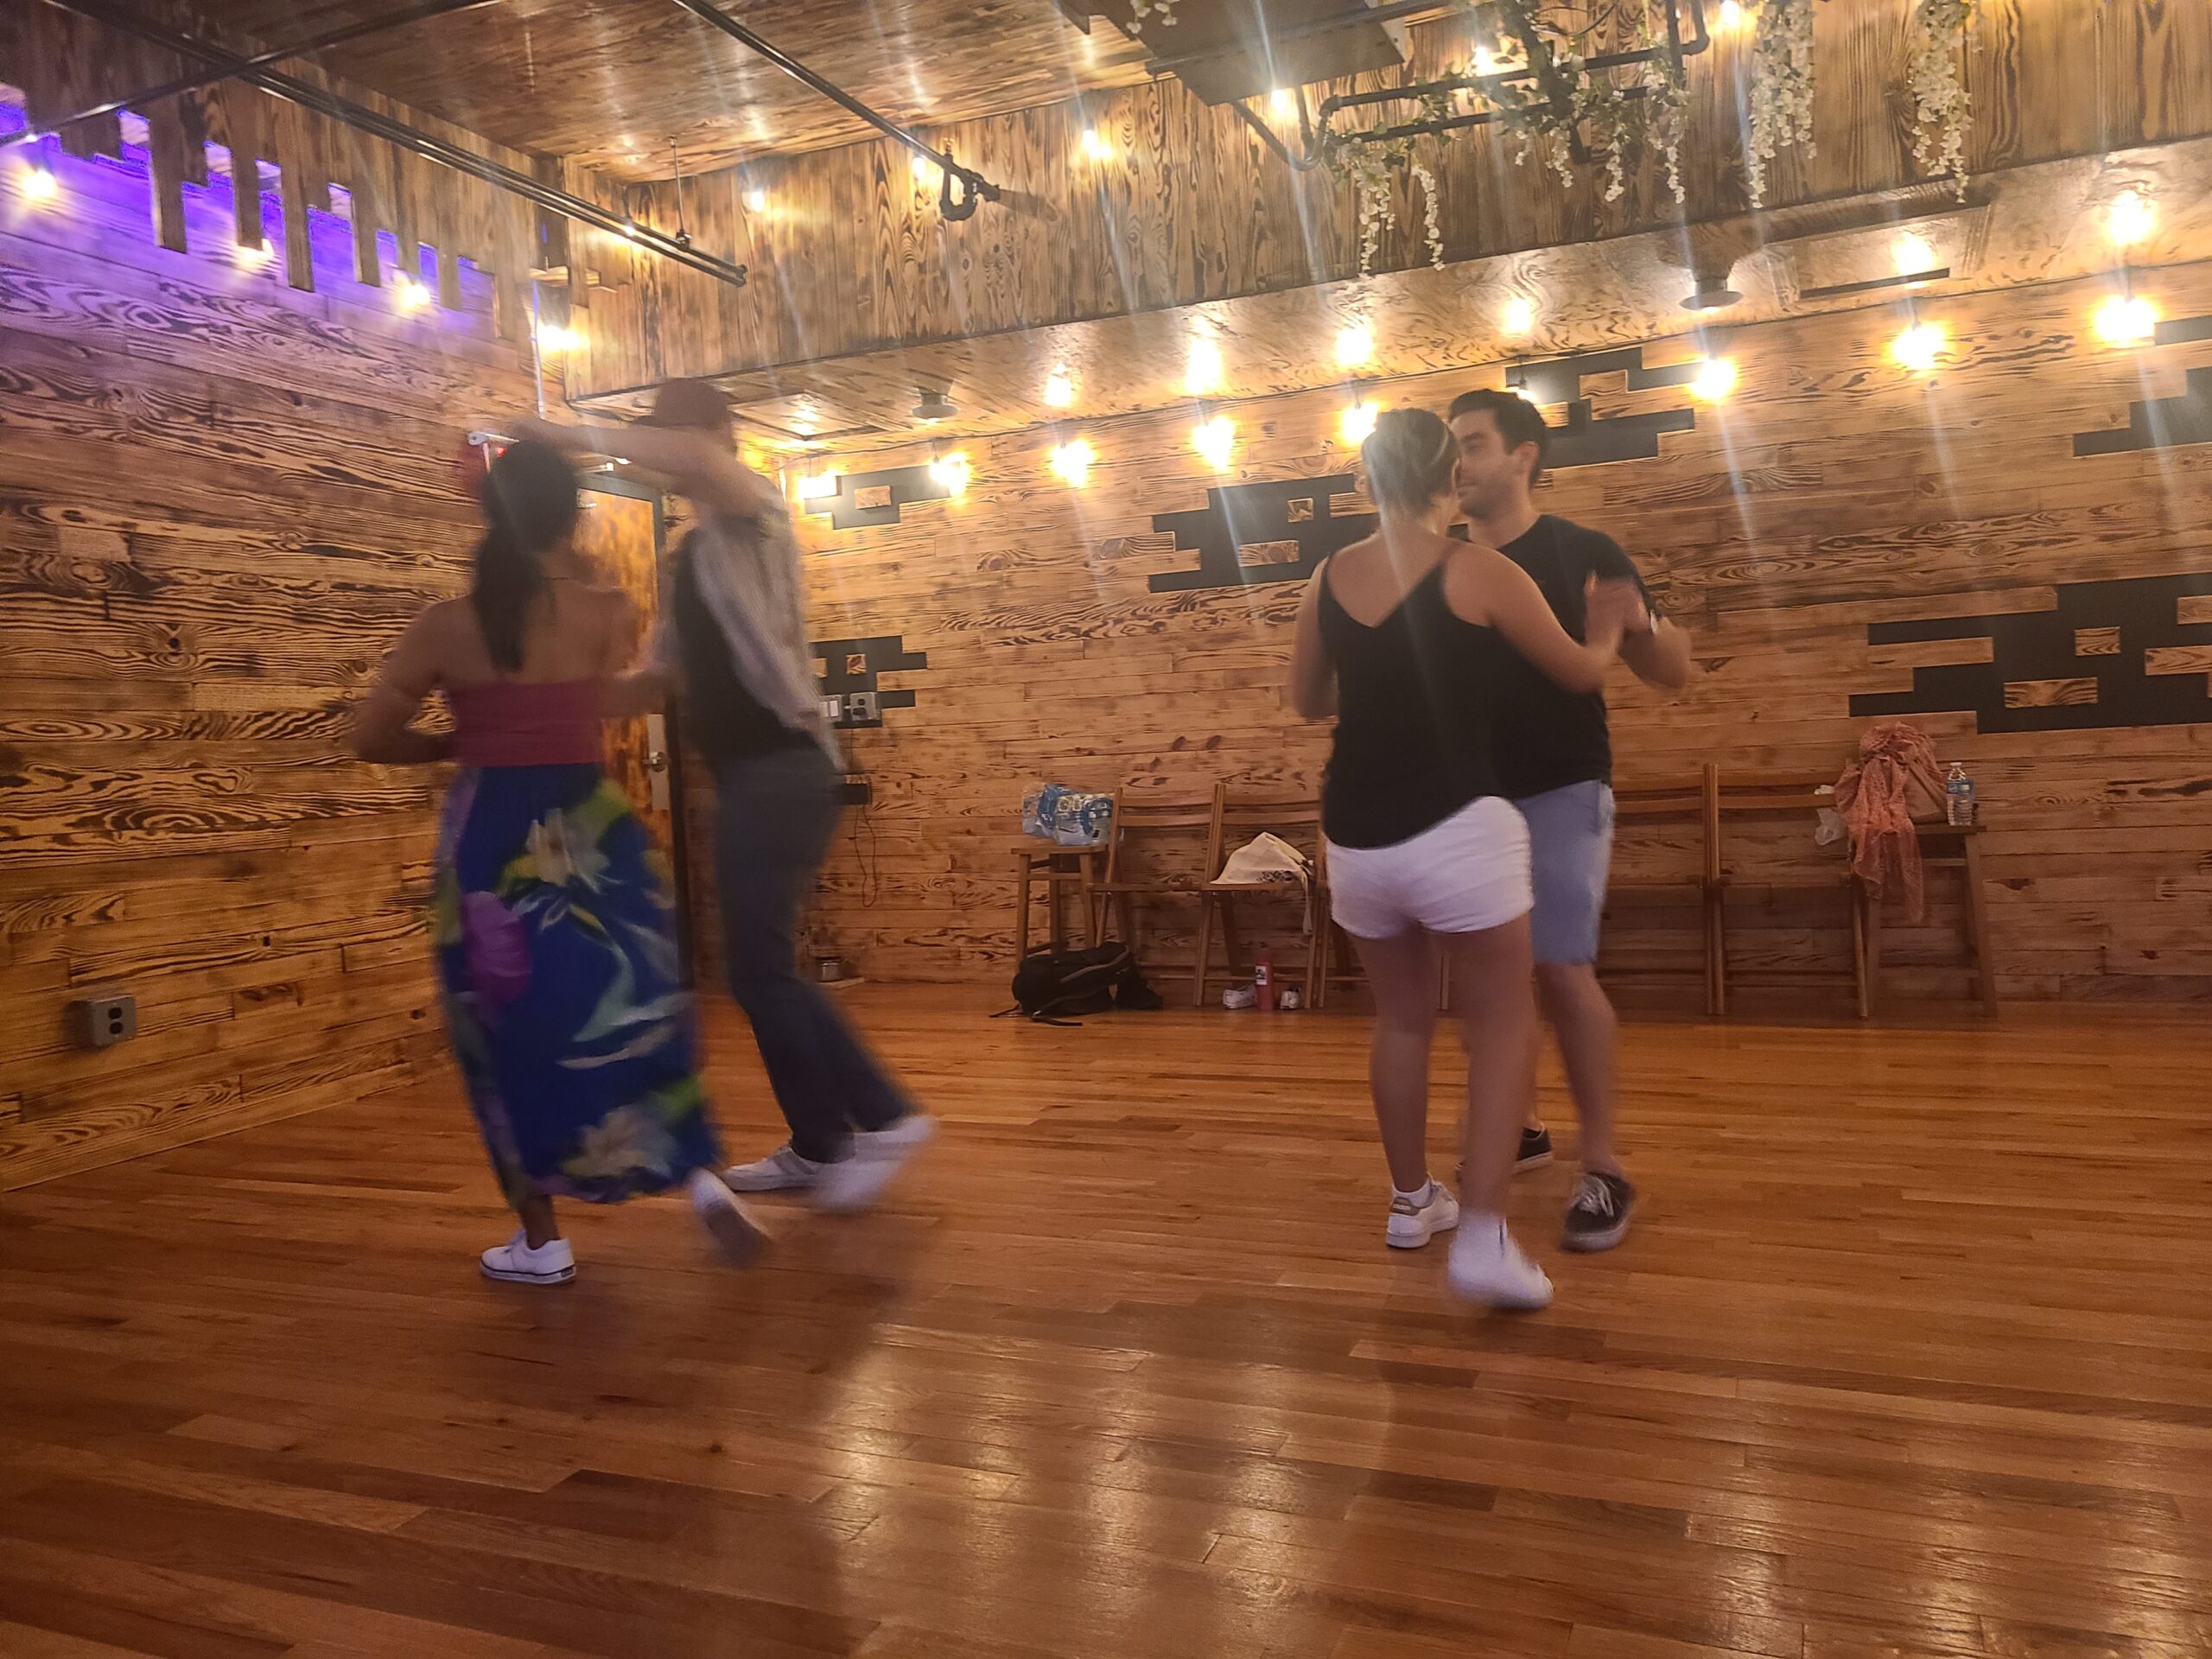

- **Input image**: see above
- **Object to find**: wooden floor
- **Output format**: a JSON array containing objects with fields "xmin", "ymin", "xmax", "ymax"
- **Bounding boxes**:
[{"xmin": 3, "ymin": 988, "xmax": 2210, "ymax": 1659}]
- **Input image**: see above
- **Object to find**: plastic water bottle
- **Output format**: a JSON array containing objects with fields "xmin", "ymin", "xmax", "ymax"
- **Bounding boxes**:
[{"xmin": 1945, "ymin": 762, "xmax": 1975, "ymax": 827}]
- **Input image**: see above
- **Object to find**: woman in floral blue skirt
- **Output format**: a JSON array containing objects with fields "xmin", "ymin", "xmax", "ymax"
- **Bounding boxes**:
[{"xmin": 352, "ymin": 440, "xmax": 761, "ymax": 1284}]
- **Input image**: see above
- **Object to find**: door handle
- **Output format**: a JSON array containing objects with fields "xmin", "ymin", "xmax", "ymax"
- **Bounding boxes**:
[{"xmin": 646, "ymin": 750, "xmax": 669, "ymax": 772}]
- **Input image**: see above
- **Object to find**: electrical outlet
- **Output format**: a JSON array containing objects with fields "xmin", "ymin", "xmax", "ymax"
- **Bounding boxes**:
[
  {"xmin": 69, "ymin": 992, "xmax": 137, "ymax": 1050},
  {"xmin": 821, "ymin": 694, "xmax": 845, "ymax": 722},
  {"xmin": 846, "ymin": 690, "xmax": 880, "ymax": 722}
]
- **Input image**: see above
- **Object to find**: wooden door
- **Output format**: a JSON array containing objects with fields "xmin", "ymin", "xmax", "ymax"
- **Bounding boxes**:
[{"xmin": 573, "ymin": 479, "xmax": 682, "ymax": 856}]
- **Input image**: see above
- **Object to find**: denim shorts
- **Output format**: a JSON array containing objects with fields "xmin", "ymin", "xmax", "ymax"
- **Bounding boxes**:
[{"xmin": 1514, "ymin": 780, "xmax": 1615, "ymax": 965}]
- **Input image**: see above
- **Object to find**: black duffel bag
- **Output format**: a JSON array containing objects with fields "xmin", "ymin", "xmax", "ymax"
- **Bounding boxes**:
[{"xmin": 1001, "ymin": 944, "xmax": 1162, "ymax": 1024}]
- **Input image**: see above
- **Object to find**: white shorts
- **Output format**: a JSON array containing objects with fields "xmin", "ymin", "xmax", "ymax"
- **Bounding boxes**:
[{"xmin": 1326, "ymin": 795, "xmax": 1533, "ymax": 939}]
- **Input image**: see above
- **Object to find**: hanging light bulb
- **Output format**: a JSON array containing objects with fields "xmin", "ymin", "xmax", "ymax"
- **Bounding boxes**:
[
  {"xmin": 2107, "ymin": 189, "xmax": 2156, "ymax": 248},
  {"xmin": 1268, "ymin": 88, "xmax": 1297, "ymax": 119},
  {"xmin": 2091, "ymin": 293, "xmax": 2158, "ymax": 346},
  {"xmin": 1339, "ymin": 400, "xmax": 1382, "ymax": 445},
  {"xmin": 393, "ymin": 273, "xmax": 431, "ymax": 313},
  {"xmin": 927, "ymin": 451, "xmax": 972, "ymax": 498},
  {"xmin": 793, "ymin": 472, "xmax": 839, "ymax": 500},
  {"xmin": 911, "ymin": 153, "xmax": 934, "ymax": 185},
  {"xmin": 18, "ymin": 163, "xmax": 59, "ymax": 205},
  {"xmin": 1334, "ymin": 321, "xmax": 1374, "ymax": 370},
  {"xmin": 233, "ymin": 238, "xmax": 272, "ymax": 268},
  {"xmin": 743, "ymin": 188, "xmax": 769, "ymax": 213},
  {"xmin": 1715, "ymin": 0, "xmax": 1746, "ymax": 32},
  {"xmin": 1047, "ymin": 439, "xmax": 1095, "ymax": 487},
  {"xmin": 1501, "ymin": 295, "xmax": 1536, "ymax": 336},
  {"xmin": 1184, "ymin": 339, "xmax": 1224, "ymax": 397},
  {"xmin": 1690, "ymin": 357, "xmax": 1738, "ymax": 402},
  {"xmin": 534, "ymin": 321, "xmax": 584, "ymax": 354},
  {"xmin": 1191, "ymin": 416, "xmax": 1236, "ymax": 471},
  {"xmin": 1079, "ymin": 127, "xmax": 1112, "ymax": 163},
  {"xmin": 1890, "ymin": 320, "xmax": 1949, "ymax": 372},
  {"xmin": 1472, "ymin": 46, "xmax": 1497, "ymax": 75},
  {"xmin": 1042, "ymin": 366, "xmax": 1076, "ymax": 410},
  {"xmin": 1892, "ymin": 232, "xmax": 1936, "ymax": 275}
]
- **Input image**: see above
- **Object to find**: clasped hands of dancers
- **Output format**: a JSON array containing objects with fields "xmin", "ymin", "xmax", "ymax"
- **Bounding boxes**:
[{"xmin": 354, "ymin": 378, "xmax": 1687, "ymax": 1310}]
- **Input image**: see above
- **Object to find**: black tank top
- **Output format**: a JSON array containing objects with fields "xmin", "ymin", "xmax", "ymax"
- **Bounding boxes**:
[
  {"xmin": 671, "ymin": 542, "xmax": 810, "ymax": 769},
  {"xmin": 1318, "ymin": 553, "xmax": 1514, "ymax": 849}
]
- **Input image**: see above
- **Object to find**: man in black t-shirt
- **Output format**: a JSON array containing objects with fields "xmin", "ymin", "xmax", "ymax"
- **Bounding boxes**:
[{"xmin": 1446, "ymin": 389, "xmax": 1693, "ymax": 1253}]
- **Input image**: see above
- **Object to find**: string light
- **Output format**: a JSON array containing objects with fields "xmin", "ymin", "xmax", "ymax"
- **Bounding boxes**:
[
  {"xmin": 793, "ymin": 472, "xmax": 839, "ymax": 500},
  {"xmin": 1339, "ymin": 400, "xmax": 1381, "ymax": 445},
  {"xmin": 1890, "ymin": 320, "xmax": 1949, "ymax": 372},
  {"xmin": 18, "ymin": 163, "xmax": 59, "ymax": 205},
  {"xmin": 393, "ymin": 273, "xmax": 431, "ymax": 313},
  {"xmin": 1334, "ymin": 321, "xmax": 1374, "ymax": 370},
  {"xmin": 1192, "ymin": 416, "xmax": 1236, "ymax": 471},
  {"xmin": 1501, "ymin": 296, "xmax": 1536, "ymax": 336},
  {"xmin": 1042, "ymin": 367, "xmax": 1076, "ymax": 410},
  {"xmin": 1690, "ymin": 357, "xmax": 1738, "ymax": 402},
  {"xmin": 2091, "ymin": 293, "xmax": 2158, "ymax": 346},
  {"xmin": 1184, "ymin": 339, "xmax": 1224, "ymax": 397},
  {"xmin": 743, "ymin": 188, "xmax": 769, "ymax": 213},
  {"xmin": 2107, "ymin": 189, "xmax": 2155, "ymax": 248},
  {"xmin": 1079, "ymin": 128, "xmax": 1112, "ymax": 163},
  {"xmin": 927, "ymin": 451, "xmax": 972, "ymax": 498},
  {"xmin": 1892, "ymin": 232, "xmax": 1936, "ymax": 275},
  {"xmin": 1268, "ymin": 88, "xmax": 1297, "ymax": 119},
  {"xmin": 1047, "ymin": 439, "xmax": 1095, "ymax": 487}
]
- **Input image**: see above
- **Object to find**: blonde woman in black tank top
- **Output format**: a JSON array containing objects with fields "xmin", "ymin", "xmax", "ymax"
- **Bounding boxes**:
[{"xmin": 1288, "ymin": 409, "xmax": 1646, "ymax": 1309}]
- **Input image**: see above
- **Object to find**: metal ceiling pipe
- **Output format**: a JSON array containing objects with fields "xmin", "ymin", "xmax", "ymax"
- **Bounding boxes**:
[
  {"xmin": 662, "ymin": 0, "xmax": 1000, "ymax": 218},
  {"xmin": 32, "ymin": 0, "xmax": 749, "ymax": 289},
  {"xmin": 3, "ymin": 0, "xmax": 503, "ymax": 149}
]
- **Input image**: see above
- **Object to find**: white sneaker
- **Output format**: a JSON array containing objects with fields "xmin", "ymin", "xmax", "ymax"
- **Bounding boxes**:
[
  {"xmin": 480, "ymin": 1231, "xmax": 575, "ymax": 1285},
  {"xmin": 723, "ymin": 1144, "xmax": 827, "ymax": 1193},
  {"xmin": 1385, "ymin": 1181, "xmax": 1460, "ymax": 1249},
  {"xmin": 814, "ymin": 1114, "xmax": 938, "ymax": 1214},
  {"xmin": 1446, "ymin": 1218, "xmax": 1553, "ymax": 1311},
  {"xmin": 688, "ymin": 1169, "xmax": 768, "ymax": 1265}
]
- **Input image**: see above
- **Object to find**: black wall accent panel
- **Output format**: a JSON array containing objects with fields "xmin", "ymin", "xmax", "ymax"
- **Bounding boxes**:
[
  {"xmin": 814, "ymin": 633, "xmax": 928, "ymax": 727},
  {"xmin": 1146, "ymin": 346, "xmax": 1697, "ymax": 594},
  {"xmin": 2074, "ymin": 364, "xmax": 2212, "ymax": 457},
  {"xmin": 1850, "ymin": 573, "xmax": 2212, "ymax": 733},
  {"xmin": 801, "ymin": 464, "xmax": 949, "ymax": 530}
]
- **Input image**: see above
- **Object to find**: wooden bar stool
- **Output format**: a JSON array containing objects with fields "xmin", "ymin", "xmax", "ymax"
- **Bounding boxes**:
[
  {"xmin": 1010, "ymin": 842, "xmax": 1105, "ymax": 961},
  {"xmin": 1862, "ymin": 821, "xmax": 1999, "ymax": 1016}
]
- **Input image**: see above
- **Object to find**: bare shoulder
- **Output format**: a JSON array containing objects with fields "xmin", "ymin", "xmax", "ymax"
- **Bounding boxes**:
[{"xmin": 1439, "ymin": 537, "xmax": 1517, "ymax": 618}]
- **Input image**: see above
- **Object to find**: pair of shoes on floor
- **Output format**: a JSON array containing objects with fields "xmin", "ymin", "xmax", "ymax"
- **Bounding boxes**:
[
  {"xmin": 722, "ymin": 1114, "xmax": 938, "ymax": 1214},
  {"xmin": 480, "ymin": 1169, "xmax": 771, "ymax": 1286}
]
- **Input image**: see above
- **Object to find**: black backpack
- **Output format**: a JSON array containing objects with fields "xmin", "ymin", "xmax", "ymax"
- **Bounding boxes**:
[{"xmin": 1001, "ymin": 944, "xmax": 1162, "ymax": 1025}]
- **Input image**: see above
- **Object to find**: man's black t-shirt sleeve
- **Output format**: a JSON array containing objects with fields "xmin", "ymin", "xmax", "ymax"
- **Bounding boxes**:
[{"xmin": 1585, "ymin": 530, "xmax": 1656, "ymax": 614}]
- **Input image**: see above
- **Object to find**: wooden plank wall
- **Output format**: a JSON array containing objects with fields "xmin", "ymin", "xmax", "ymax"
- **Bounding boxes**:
[
  {"xmin": 578, "ymin": 0, "xmax": 2212, "ymax": 396},
  {"xmin": 782, "ymin": 259, "xmax": 2212, "ymax": 1004},
  {"xmin": 0, "ymin": 111, "xmax": 539, "ymax": 1186}
]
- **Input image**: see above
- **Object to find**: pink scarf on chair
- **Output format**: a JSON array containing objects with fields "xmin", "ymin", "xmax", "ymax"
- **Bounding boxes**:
[{"xmin": 1834, "ymin": 722, "xmax": 1948, "ymax": 921}]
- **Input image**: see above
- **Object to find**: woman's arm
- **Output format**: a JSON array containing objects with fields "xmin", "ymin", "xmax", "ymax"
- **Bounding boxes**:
[
  {"xmin": 511, "ymin": 416, "xmax": 780, "ymax": 519},
  {"xmin": 351, "ymin": 610, "xmax": 454, "ymax": 765},
  {"xmin": 1287, "ymin": 564, "xmax": 1338, "ymax": 719},
  {"xmin": 1470, "ymin": 556, "xmax": 1628, "ymax": 696}
]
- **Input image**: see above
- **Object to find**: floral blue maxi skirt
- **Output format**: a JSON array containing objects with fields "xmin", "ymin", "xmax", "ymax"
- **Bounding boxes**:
[{"xmin": 433, "ymin": 764, "xmax": 720, "ymax": 1209}]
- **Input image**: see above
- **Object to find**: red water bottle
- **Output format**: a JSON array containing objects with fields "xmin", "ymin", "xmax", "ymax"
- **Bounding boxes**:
[{"xmin": 1254, "ymin": 944, "xmax": 1275, "ymax": 1013}]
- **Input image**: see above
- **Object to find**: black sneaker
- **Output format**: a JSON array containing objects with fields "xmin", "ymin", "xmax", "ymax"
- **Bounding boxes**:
[
  {"xmin": 1561, "ymin": 1171, "xmax": 1634, "ymax": 1252},
  {"xmin": 1516, "ymin": 1127, "xmax": 1554, "ymax": 1173}
]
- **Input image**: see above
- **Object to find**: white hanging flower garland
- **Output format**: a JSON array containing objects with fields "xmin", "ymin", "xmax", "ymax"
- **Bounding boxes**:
[
  {"xmin": 1129, "ymin": 0, "xmax": 1177, "ymax": 31},
  {"xmin": 1905, "ymin": 0, "xmax": 1973, "ymax": 197},
  {"xmin": 1746, "ymin": 0, "xmax": 1817, "ymax": 209},
  {"xmin": 1409, "ymin": 160, "xmax": 1446, "ymax": 269}
]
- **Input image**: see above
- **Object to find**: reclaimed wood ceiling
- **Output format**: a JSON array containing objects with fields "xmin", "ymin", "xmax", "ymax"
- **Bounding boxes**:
[{"xmin": 186, "ymin": 0, "xmax": 1157, "ymax": 176}]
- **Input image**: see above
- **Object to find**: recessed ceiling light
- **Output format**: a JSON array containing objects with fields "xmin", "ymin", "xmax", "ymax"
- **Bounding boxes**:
[
  {"xmin": 1890, "ymin": 320, "xmax": 1949, "ymax": 372},
  {"xmin": 912, "ymin": 387, "xmax": 957, "ymax": 422}
]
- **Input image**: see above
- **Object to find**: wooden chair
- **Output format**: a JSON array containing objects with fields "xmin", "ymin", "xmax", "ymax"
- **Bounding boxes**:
[
  {"xmin": 1086, "ymin": 791, "xmax": 1216, "ymax": 995},
  {"xmin": 1010, "ymin": 841, "xmax": 1107, "ymax": 961},
  {"xmin": 1712, "ymin": 770, "xmax": 1868, "ymax": 1018},
  {"xmin": 1192, "ymin": 785, "xmax": 1330, "ymax": 1009},
  {"xmin": 1601, "ymin": 764, "xmax": 1723, "ymax": 1015},
  {"xmin": 1862, "ymin": 820, "xmax": 1999, "ymax": 1016}
]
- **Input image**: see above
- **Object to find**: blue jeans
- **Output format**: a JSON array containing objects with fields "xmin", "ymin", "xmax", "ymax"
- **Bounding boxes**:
[
  {"xmin": 713, "ymin": 747, "xmax": 909, "ymax": 1163},
  {"xmin": 1513, "ymin": 780, "xmax": 1615, "ymax": 966}
]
